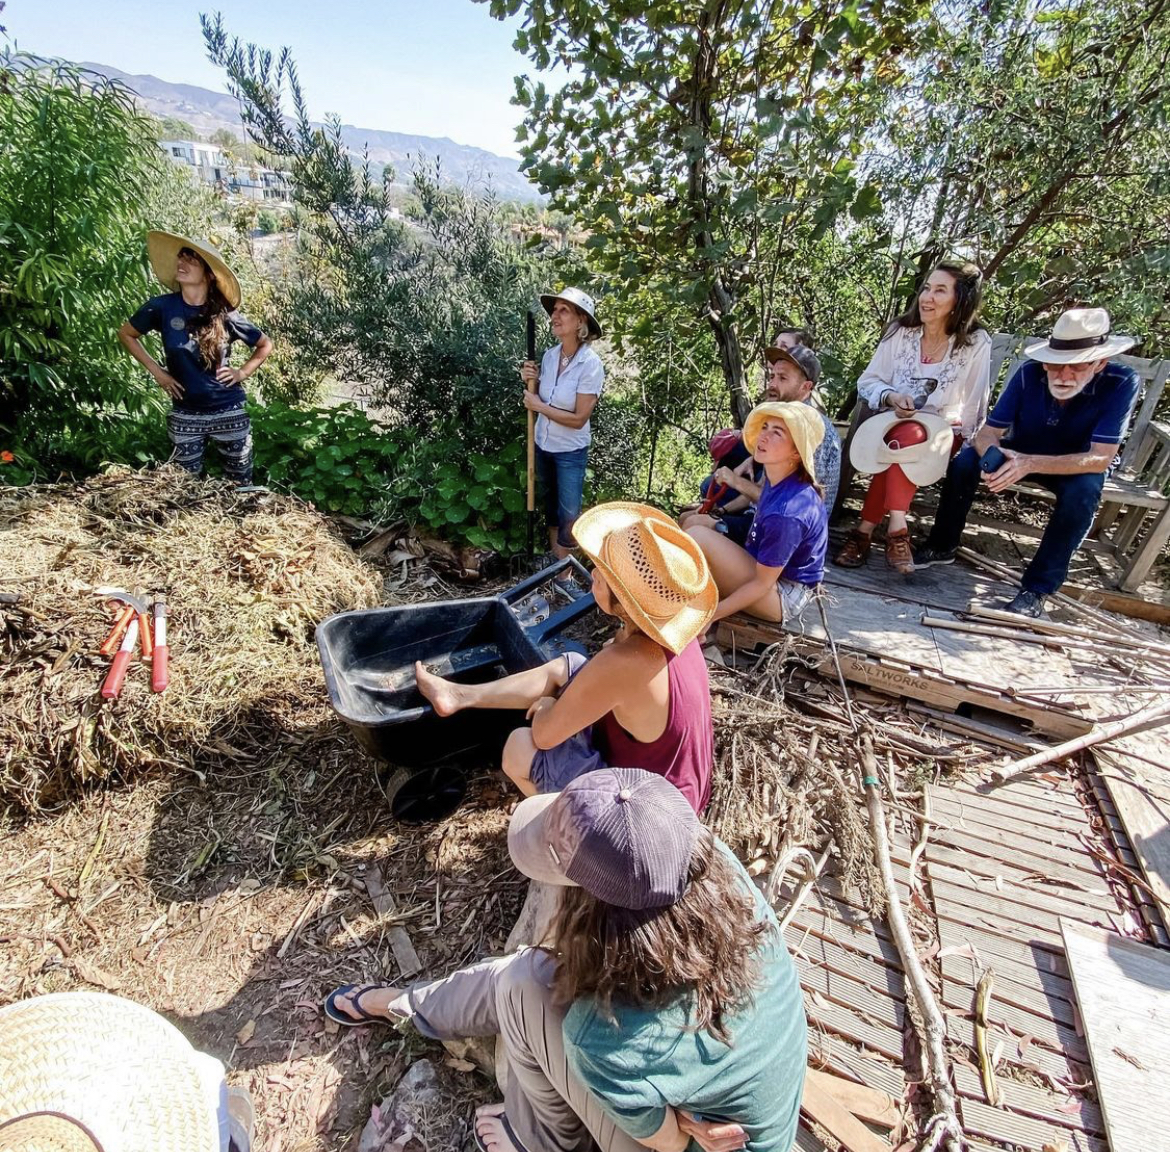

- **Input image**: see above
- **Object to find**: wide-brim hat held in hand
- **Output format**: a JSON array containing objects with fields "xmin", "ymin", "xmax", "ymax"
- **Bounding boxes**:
[
  {"xmin": 1024, "ymin": 307, "xmax": 1134, "ymax": 365},
  {"xmin": 742, "ymin": 401, "xmax": 826, "ymax": 482},
  {"xmin": 147, "ymin": 230, "xmax": 241, "ymax": 309},
  {"xmin": 850, "ymin": 410, "xmax": 954, "ymax": 486},
  {"xmin": 0, "ymin": 992, "xmax": 223, "ymax": 1152},
  {"xmin": 508, "ymin": 766, "xmax": 701, "ymax": 911},
  {"xmin": 540, "ymin": 286, "xmax": 603, "ymax": 339},
  {"xmin": 573, "ymin": 501, "xmax": 716, "ymax": 655}
]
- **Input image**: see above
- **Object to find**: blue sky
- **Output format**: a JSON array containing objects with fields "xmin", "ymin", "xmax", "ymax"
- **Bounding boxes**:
[{"xmin": 5, "ymin": 0, "xmax": 537, "ymax": 157}]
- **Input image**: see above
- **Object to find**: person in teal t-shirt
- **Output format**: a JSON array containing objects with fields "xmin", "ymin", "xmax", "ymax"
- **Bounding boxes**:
[{"xmin": 324, "ymin": 768, "xmax": 808, "ymax": 1152}]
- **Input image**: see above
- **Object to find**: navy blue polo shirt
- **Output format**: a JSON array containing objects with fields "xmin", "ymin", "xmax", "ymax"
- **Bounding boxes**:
[
  {"xmin": 986, "ymin": 360, "xmax": 1140, "ymax": 455},
  {"xmin": 128, "ymin": 293, "xmax": 265, "ymax": 413}
]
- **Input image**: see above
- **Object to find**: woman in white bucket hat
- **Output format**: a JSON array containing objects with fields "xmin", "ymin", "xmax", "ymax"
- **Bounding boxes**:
[{"xmin": 520, "ymin": 288, "xmax": 605, "ymax": 595}]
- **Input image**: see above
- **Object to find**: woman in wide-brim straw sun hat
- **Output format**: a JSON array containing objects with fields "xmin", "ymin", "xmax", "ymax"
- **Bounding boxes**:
[
  {"xmin": 325, "ymin": 767, "xmax": 808, "ymax": 1152},
  {"xmin": 0, "ymin": 991, "xmax": 253, "ymax": 1152},
  {"xmin": 520, "ymin": 287, "xmax": 605, "ymax": 595},
  {"xmin": 688, "ymin": 400, "xmax": 829, "ymax": 628},
  {"xmin": 117, "ymin": 230, "xmax": 274, "ymax": 486},
  {"xmin": 401, "ymin": 502, "xmax": 716, "ymax": 815}
]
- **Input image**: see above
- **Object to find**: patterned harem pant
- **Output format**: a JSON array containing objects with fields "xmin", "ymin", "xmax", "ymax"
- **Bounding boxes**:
[{"xmin": 166, "ymin": 406, "xmax": 253, "ymax": 484}]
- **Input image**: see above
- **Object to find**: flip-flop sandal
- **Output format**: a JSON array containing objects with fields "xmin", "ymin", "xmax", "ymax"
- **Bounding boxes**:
[
  {"xmin": 322, "ymin": 982, "xmax": 399, "ymax": 1027},
  {"xmin": 473, "ymin": 1108, "xmax": 531, "ymax": 1152}
]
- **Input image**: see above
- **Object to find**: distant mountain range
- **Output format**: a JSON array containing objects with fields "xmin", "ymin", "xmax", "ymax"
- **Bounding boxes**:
[{"xmin": 79, "ymin": 61, "xmax": 542, "ymax": 202}]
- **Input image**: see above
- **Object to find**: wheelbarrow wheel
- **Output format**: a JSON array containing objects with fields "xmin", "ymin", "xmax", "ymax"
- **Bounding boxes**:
[{"xmin": 381, "ymin": 765, "xmax": 467, "ymax": 823}]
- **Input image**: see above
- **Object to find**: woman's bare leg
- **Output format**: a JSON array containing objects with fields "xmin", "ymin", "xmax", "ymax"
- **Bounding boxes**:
[
  {"xmin": 416, "ymin": 656, "xmax": 572, "ymax": 717},
  {"xmin": 688, "ymin": 527, "xmax": 783, "ymax": 622}
]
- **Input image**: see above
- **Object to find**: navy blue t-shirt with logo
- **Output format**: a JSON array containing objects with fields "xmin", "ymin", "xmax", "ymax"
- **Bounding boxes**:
[{"xmin": 128, "ymin": 293, "xmax": 264, "ymax": 413}]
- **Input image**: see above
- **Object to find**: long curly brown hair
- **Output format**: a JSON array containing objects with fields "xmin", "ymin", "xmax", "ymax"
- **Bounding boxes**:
[
  {"xmin": 185, "ymin": 252, "xmax": 232, "ymax": 370},
  {"xmin": 550, "ymin": 831, "xmax": 773, "ymax": 1043}
]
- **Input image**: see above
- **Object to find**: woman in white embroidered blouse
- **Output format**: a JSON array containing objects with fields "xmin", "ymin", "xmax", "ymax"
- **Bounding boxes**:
[
  {"xmin": 520, "ymin": 288, "xmax": 606, "ymax": 595},
  {"xmin": 834, "ymin": 259, "xmax": 990, "ymax": 576}
]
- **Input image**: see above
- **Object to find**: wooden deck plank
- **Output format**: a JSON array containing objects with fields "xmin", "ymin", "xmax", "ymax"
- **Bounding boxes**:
[
  {"xmin": 945, "ymin": 1015, "xmax": 1086, "ymax": 1084},
  {"xmin": 927, "ymin": 868, "xmax": 1118, "ymax": 938},
  {"xmin": 937, "ymin": 918, "xmax": 1071, "ymax": 979},
  {"xmin": 804, "ymin": 991, "xmax": 905, "ymax": 1062},
  {"xmin": 1061, "ymin": 920, "xmax": 1170, "ymax": 1152},
  {"xmin": 790, "ymin": 902, "xmax": 905, "ymax": 972},
  {"xmin": 1092, "ymin": 743, "xmax": 1170, "ymax": 932},
  {"xmin": 928, "ymin": 790, "xmax": 1104, "ymax": 848},
  {"xmin": 927, "ymin": 857, "xmax": 1113, "ymax": 921},
  {"xmin": 930, "ymin": 613, "xmax": 1085, "ymax": 693},
  {"xmin": 794, "ymin": 953, "xmax": 905, "ymax": 1030},
  {"xmin": 928, "ymin": 826, "xmax": 1109, "ymax": 889},
  {"xmin": 949, "ymin": 778, "xmax": 1087, "ymax": 817},
  {"xmin": 959, "ymin": 1097, "xmax": 1109, "ymax": 1152},
  {"xmin": 786, "ymin": 922, "xmax": 907, "ymax": 1001},
  {"xmin": 926, "ymin": 842, "xmax": 1116, "ymax": 914},
  {"xmin": 808, "ymin": 1031, "xmax": 906, "ymax": 1099},
  {"xmin": 952, "ymin": 1063, "xmax": 1105, "ymax": 1135}
]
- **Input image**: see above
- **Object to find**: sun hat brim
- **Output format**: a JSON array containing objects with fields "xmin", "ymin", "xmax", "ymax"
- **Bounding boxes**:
[
  {"xmin": 507, "ymin": 792, "xmax": 577, "ymax": 887},
  {"xmin": 572, "ymin": 502, "xmax": 717, "ymax": 655},
  {"xmin": 1023, "ymin": 334, "xmax": 1134, "ymax": 365},
  {"xmin": 849, "ymin": 410, "xmax": 954, "ymax": 486},
  {"xmin": 541, "ymin": 292, "xmax": 603, "ymax": 339},
  {"xmin": 0, "ymin": 992, "xmax": 222, "ymax": 1152},
  {"xmin": 147, "ymin": 230, "xmax": 241, "ymax": 310}
]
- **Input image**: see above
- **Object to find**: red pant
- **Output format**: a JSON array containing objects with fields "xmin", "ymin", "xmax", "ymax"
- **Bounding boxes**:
[{"xmin": 861, "ymin": 465, "xmax": 917, "ymax": 521}]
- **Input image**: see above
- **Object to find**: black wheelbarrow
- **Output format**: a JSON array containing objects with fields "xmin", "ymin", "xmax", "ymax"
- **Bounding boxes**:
[{"xmin": 317, "ymin": 559, "xmax": 596, "ymax": 821}]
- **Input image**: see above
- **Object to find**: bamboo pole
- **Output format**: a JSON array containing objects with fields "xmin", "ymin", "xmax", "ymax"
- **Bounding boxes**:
[
  {"xmin": 991, "ymin": 696, "xmax": 1170, "ymax": 782},
  {"xmin": 965, "ymin": 603, "xmax": 1170, "ymax": 661}
]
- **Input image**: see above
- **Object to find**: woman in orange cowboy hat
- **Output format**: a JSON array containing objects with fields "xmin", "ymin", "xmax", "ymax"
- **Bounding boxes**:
[
  {"xmin": 688, "ymin": 401, "xmax": 829, "ymax": 628},
  {"xmin": 118, "ymin": 231, "xmax": 273, "ymax": 484},
  {"xmin": 415, "ymin": 502, "xmax": 717, "ymax": 813}
]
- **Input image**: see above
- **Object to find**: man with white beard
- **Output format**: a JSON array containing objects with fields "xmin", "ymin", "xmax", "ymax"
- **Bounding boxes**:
[{"xmin": 913, "ymin": 308, "xmax": 1139, "ymax": 617}]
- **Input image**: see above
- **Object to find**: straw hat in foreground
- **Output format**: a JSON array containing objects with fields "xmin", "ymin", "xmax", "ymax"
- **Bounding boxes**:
[
  {"xmin": 147, "ymin": 230, "xmax": 241, "ymax": 310},
  {"xmin": 573, "ymin": 502, "xmax": 716, "ymax": 654},
  {"xmin": 0, "ymin": 992, "xmax": 222, "ymax": 1152}
]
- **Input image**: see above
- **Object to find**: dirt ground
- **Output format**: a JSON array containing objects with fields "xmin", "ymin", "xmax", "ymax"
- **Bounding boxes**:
[{"xmin": 0, "ymin": 707, "xmax": 526, "ymax": 1151}]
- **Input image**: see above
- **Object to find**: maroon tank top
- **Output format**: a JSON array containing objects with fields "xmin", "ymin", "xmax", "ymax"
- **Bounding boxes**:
[{"xmin": 593, "ymin": 639, "xmax": 714, "ymax": 813}]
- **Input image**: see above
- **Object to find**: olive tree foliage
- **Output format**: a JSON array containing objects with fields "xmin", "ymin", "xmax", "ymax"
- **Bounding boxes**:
[
  {"xmin": 0, "ymin": 53, "xmax": 227, "ymax": 472},
  {"xmin": 478, "ymin": 0, "xmax": 934, "ymax": 423},
  {"xmin": 202, "ymin": 15, "xmax": 560, "ymax": 454},
  {"xmin": 873, "ymin": 0, "xmax": 1170, "ymax": 353}
]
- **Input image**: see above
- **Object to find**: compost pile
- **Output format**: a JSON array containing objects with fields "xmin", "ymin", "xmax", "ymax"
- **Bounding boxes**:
[{"xmin": 0, "ymin": 468, "xmax": 382, "ymax": 817}]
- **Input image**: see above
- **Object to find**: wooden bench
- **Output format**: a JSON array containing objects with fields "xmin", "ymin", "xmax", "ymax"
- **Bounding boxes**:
[{"xmin": 834, "ymin": 332, "xmax": 1170, "ymax": 592}]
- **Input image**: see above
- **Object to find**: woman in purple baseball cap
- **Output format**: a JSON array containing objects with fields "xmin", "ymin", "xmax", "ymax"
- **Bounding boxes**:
[{"xmin": 325, "ymin": 768, "xmax": 807, "ymax": 1152}]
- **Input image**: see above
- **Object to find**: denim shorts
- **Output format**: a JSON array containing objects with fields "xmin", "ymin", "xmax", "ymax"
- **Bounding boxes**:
[
  {"xmin": 535, "ymin": 445, "xmax": 589, "ymax": 549},
  {"xmin": 529, "ymin": 652, "xmax": 607, "ymax": 792}
]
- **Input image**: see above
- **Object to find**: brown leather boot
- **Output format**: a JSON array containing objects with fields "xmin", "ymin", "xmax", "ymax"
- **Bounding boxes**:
[
  {"xmin": 885, "ymin": 528, "xmax": 915, "ymax": 575},
  {"xmin": 834, "ymin": 529, "xmax": 872, "ymax": 568}
]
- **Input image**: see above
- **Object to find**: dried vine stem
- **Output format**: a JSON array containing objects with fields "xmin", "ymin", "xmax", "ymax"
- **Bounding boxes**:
[{"xmin": 858, "ymin": 732, "xmax": 963, "ymax": 1152}]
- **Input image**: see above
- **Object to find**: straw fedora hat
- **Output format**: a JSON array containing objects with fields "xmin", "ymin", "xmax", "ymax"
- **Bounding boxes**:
[
  {"xmin": 1024, "ymin": 307, "xmax": 1134, "ymax": 365},
  {"xmin": 850, "ymin": 410, "xmax": 954, "ymax": 486},
  {"xmin": 147, "ymin": 230, "xmax": 241, "ymax": 310},
  {"xmin": 0, "ymin": 992, "xmax": 222, "ymax": 1152},
  {"xmin": 573, "ymin": 502, "xmax": 716, "ymax": 654},
  {"xmin": 540, "ymin": 287, "xmax": 602, "ymax": 339}
]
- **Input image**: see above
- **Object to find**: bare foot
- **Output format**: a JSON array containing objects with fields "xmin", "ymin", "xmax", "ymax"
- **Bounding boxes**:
[
  {"xmin": 333, "ymin": 984, "xmax": 404, "ymax": 1022},
  {"xmin": 414, "ymin": 661, "xmax": 465, "ymax": 716},
  {"xmin": 475, "ymin": 1104, "xmax": 525, "ymax": 1152}
]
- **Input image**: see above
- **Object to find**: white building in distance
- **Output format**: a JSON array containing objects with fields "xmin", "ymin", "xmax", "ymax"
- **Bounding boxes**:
[{"xmin": 158, "ymin": 140, "xmax": 293, "ymax": 206}]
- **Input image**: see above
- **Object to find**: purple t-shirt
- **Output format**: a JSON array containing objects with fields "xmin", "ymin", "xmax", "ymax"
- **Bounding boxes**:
[{"xmin": 744, "ymin": 474, "xmax": 827, "ymax": 586}]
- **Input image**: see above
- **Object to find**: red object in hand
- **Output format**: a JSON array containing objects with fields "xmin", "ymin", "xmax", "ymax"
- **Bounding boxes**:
[
  {"xmin": 151, "ymin": 595, "xmax": 169, "ymax": 694},
  {"xmin": 101, "ymin": 618, "xmax": 138, "ymax": 700},
  {"xmin": 698, "ymin": 482, "xmax": 730, "ymax": 516}
]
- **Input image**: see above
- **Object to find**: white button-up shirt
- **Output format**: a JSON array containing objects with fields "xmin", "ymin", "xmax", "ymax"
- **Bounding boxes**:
[{"xmin": 534, "ymin": 342, "xmax": 605, "ymax": 453}]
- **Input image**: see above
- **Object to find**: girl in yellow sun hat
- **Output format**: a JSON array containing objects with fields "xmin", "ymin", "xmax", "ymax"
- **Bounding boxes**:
[{"xmin": 688, "ymin": 401, "xmax": 828, "ymax": 628}]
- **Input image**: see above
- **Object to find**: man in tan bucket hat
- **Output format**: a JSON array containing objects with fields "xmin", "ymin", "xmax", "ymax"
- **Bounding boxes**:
[
  {"xmin": 414, "ymin": 502, "xmax": 717, "ymax": 813},
  {"xmin": 914, "ymin": 307, "xmax": 1140, "ymax": 617}
]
